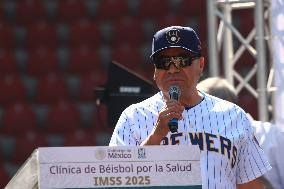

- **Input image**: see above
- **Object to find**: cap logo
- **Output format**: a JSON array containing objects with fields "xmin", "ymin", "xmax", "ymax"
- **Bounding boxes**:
[{"xmin": 166, "ymin": 29, "xmax": 180, "ymax": 44}]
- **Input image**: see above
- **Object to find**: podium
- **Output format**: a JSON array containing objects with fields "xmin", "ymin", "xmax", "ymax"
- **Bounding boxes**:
[{"xmin": 5, "ymin": 146, "xmax": 201, "ymax": 189}]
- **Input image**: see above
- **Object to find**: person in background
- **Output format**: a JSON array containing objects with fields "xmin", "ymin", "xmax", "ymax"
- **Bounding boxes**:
[
  {"xmin": 197, "ymin": 76, "xmax": 282, "ymax": 189},
  {"xmin": 109, "ymin": 26, "xmax": 271, "ymax": 188}
]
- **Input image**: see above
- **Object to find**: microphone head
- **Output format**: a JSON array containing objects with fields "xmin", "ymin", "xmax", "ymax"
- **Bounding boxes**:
[{"xmin": 169, "ymin": 85, "xmax": 181, "ymax": 101}]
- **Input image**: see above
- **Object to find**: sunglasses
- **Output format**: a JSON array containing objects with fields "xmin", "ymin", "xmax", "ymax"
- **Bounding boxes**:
[{"xmin": 153, "ymin": 54, "xmax": 200, "ymax": 70}]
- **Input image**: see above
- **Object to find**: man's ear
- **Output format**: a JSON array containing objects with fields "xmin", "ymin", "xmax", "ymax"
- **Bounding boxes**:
[
  {"xmin": 198, "ymin": 57, "xmax": 205, "ymax": 77},
  {"xmin": 199, "ymin": 57, "xmax": 205, "ymax": 70},
  {"xmin": 153, "ymin": 70, "xmax": 157, "ymax": 80}
]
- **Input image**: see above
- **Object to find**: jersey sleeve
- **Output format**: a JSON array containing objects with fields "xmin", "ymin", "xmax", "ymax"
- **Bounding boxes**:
[
  {"xmin": 236, "ymin": 115, "xmax": 272, "ymax": 184},
  {"xmin": 109, "ymin": 109, "xmax": 138, "ymax": 146}
]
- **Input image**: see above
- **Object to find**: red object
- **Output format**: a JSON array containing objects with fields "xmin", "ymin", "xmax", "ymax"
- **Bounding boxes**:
[
  {"xmin": 68, "ymin": 19, "xmax": 100, "ymax": 48},
  {"xmin": 2, "ymin": 103, "xmax": 37, "ymax": 134},
  {"xmin": 68, "ymin": 46, "xmax": 101, "ymax": 74},
  {"xmin": 0, "ymin": 166, "xmax": 10, "ymax": 189},
  {"xmin": 15, "ymin": 0, "xmax": 46, "ymax": 24},
  {"xmin": 0, "ymin": 50, "xmax": 18, "ymax": 75},
  {"xmin": 91, "ymin": 104, "xmax": 110, "ymax": 133},
  {"xmin": 26, "ymin": 47, "xmax": 58, "ymax": 76},
  {"xmin": 79, "ymin": 70, "xmax": 107, "ymax": 101},
  {"xmin": 157, "ymin": 15, "xmax": 185, "ymax": 30},
  {"xmin": 0, "ymin": 23, "xmax": 16, "ymax": 49},
  {"xmin": 57, "ymin": 0, "xmax": 87, "ymax": 22},
  {"xmin": 10, "ymin": 132, "xmax": 48, "ymax": 164},
  {"xmin": 0, "ymin": 75, "xmax": 26, "ymax": 106},
  {"xmin": 97, "ymin": 0, "xmax": 128, "ymax": 20},
  {"xmin": 138, "ymin": 0, "xmax": 168, "ymax": 18},
  {"xmin": 46, "ymin": 101, "xmax": 81, "ymax": 133},
  {"xmin": 238, "ymin": 89, "xmax": 258, "ymax": 119},
  {"xmin": 111, "ymin": 44, "xmax": 143, "ymax": 70},
  {"xmin": 112, "ymin": 17, "xmax": 144, "ymax": 47},
  {"xmin": 36, "ymin": 73, "xmax": 69, "ymax": 104},
  {"xmin": 234, "ymin": 9, "xmax": 254, "ymax": 37},
  {"xmin": 64, "ymin": 130, "xmax": 96, "ymax": 146},
  {"xmin": 177, "ymin": 0, "xmax": 206, "ymax": 17},
  {"xmin": 26, "ymin": 21, "xmax": 57, "ymax": 49}
]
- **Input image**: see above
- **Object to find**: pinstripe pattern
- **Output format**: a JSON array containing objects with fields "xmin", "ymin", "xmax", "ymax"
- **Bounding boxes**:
[{"xmin": 109, "ymin": 92, "xmax": 271, "ymax": 189}]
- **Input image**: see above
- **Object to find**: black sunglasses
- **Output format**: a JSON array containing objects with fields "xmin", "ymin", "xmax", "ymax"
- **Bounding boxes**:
[{"xmin": 153, "ymin": 54, "xmax": 200, "ymax": 70}]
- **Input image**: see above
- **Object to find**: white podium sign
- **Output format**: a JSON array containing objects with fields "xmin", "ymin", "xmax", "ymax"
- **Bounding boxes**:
[{"xmin": 38, "ymin": 145, "xmax": 201, "ymax": 189}]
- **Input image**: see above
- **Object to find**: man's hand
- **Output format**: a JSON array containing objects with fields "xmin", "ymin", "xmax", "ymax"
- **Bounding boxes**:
[{"xmin": 141, "ymin": 99, "xmax": 184, "ymax": 145}]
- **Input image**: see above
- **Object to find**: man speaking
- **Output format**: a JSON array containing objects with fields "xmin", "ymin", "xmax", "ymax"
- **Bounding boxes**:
[{"xmin": 109, "ymin": 26, "xmax": 271, "ymax": 189}]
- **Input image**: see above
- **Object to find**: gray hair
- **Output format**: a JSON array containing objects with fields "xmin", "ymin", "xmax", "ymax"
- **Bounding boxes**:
[{"xmin": 197, "ymin": 77, "xmax": 238, "ymax": 104}]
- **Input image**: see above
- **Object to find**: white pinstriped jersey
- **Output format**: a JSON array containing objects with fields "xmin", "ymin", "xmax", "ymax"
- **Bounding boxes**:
[{"xmin": 109, "ymin": 92, "xmax": 271, "ymax": 188}]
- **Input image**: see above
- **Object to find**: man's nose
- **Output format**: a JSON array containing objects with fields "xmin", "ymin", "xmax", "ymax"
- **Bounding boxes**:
[{"xmin": 167, "ymin": 62, "xmax": 180, "ymax": 73}]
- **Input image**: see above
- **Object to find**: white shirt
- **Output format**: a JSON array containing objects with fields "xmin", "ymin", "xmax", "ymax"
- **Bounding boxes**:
[
  {"xmin": 251, "ymin": 120, "xmax": 284, "ymax": 189},
  {"xmin": 109, "ymin": 92, "xmax": 271, "ymax": 189}
]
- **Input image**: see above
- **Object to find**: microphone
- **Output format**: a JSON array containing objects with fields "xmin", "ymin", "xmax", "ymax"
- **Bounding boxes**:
[{"xmin": 168, "ymin": 85, "xmax": 181, "ymax": 133}]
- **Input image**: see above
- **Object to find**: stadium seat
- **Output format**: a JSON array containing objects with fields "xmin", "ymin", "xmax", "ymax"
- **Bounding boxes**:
[
  {"xmin": 14, "ymin": 0, "xmax": 46, "ymax": 25},
  {"xmin": 234, "ymin": 9, "xmax": 254, "ymax": 37},
  {"xmin": 112, "ymin": 17, "xmax": 144, "ymax": 47},
  {"xmin": 97, "ymin": 0, "xmax": 129, "ymax": 20},
  {"xmin": 68, "ymin": 19, "xmax": 101, "ymax": 48},
  {"xmin": 0, "ymin": 75, "xmax": 26, "ymax": 106},
  {"xmin": 68, "ymin": 45, "xmax": 102, "ymax": 74},
  {"xmin": 177, "ymin": 0, "xmax": 206, "ymax": 17},
  {"xmin": 46, "ymin": 101, "xmax": 81, "ymax": 133},
  {"xmin": 2, "ymin": 103, "xmax": 37, "ymax": 134},
  {"xmin": 25, "ymin": 20, "xmax": 58, "ymax": 49},
  {"xmin": 111, "ymin": 44, "xmax": 143, "ymax": 70},
  {"xmin": 0, "ymin": 50, "xmax": 18, "ymax": 75},
  {"xmin": 45, "ymin": 134, "xmax": 65, "ymax": 147},
  {"xmin": 0, "ymin": 149, "xmax": 3, "ymax": 163},
  {"xmin": 95, "ymin": 131, "xmax": 112, "ymax": 146},
  {"xmin": 0, "ymin": 4, "xmax": 4, "ymax": 21},
  {"xmin": 64, "ymin": 129, "xmax": 96, "ymax": 146},
  {"xmin": 234, "ymin": 51, "xmax": 255, "ymax": 72},
  {"xmin": 0, "ymin": 23, "xmax": 16, "ymax": 49},
  {"xmin": 91, "ymin": 104, "xmax": 110, "ymax": 133},
  {"xmin": 137, "ymin": 0, "xmax": 168, "ymax": 18},
  {"xmin": 10, "ymin": 132, "xmax": 48, "ymax": 164},
  {"xmin": 78, "ymin": 70, "xmax": 107, "ymax": 102},
  {"xmin": 57, "ymin": 0, "xmax": 87, "ymax": 23},
  {"xmin": 77, "ymin": 103, "xmax": 96, "ymax": 127},
  {"xmin": 157, "ymin": 14, "xmax": 185, "ymax": 30},
  {"xmin": 26, "ymin": 47, "xmax": 59, "ymax": 77},
  {"xmin": 35, "ymin": 73, "xmax": 69, "ymax": 104},
  {"xmin": 0, "ymin": 166, "xmax": 10, "ymax": 189}
]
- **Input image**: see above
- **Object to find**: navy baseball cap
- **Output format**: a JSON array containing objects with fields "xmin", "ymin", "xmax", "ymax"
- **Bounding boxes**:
[{"xmin": 150, "ymin": 26, "xmax": 202, "ymax": 59}]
